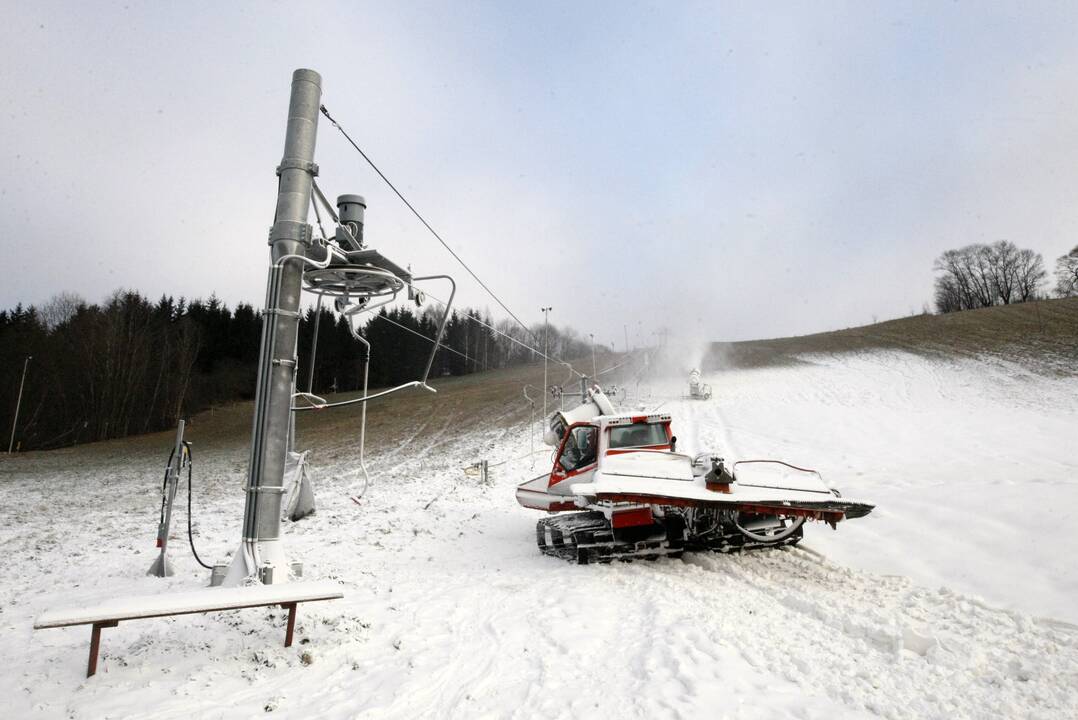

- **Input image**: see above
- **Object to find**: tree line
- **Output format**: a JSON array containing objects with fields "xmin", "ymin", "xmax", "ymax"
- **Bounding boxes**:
[
  {"xmin": 932, "ymin": 241, "xmax": 1078, "ymax": 313},
  {"xmin": 1, "ymin": 290, "xmax": 591, "ymax": 451}
]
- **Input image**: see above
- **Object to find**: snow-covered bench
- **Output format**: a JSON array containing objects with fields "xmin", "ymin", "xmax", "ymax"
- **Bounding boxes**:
[{"xmin": 34, "ymin": 581, "xmax": 344, "ymax": 677}]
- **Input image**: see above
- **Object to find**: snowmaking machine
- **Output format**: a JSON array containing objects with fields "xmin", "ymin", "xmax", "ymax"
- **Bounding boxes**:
[
  {"xmin": 683, "ymin": 368, "xmax": 712, "ymax": 400},
  {"xmin": 543, "ymin": 383, "xmax": 616, "ymax": 446},
  {"xmin": 517, "ymin": 392, "xmax": 873, "ymax": 563}
]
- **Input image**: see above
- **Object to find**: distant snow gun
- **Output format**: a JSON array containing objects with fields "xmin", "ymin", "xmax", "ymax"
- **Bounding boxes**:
[
  {"xmin": 683, "ymin": 368, "xmax": 712, "ymax": 401},
  {"xmin": 147, "ymin": 420, "xmax": 212, "ymax": 577}
]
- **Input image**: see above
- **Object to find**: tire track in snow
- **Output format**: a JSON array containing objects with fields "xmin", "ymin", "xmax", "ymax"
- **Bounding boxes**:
[{"xmin": 626, "ymin": 549, "xmax": 1078, "ymax": 719}]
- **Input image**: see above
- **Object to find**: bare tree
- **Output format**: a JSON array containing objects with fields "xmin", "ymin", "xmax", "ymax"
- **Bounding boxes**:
[
  {"xmin": 1055, "ymin": 245, "xmax": 1078, "ymax": 297},
  {"xmin": 38, "ymin": 291, "xmax": 86, "ymax": 330},
  {"xmin": 933, "ymin": 242, "xmax": 1046, "ymax": 312},
  {"xmin": 933, "ymin": 246, "xmax": 984, "ymax": 312},
  {"xmin": 1013, "ymin": 248, "xmax": 1046, "ymax": 301},
  {"xmin": 987, "ymin": 240, "xmax": 1019, "ymax": 305}
]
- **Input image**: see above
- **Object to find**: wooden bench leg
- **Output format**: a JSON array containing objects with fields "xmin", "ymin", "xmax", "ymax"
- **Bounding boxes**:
[
  {"xmin": 88, "ymin": 621, "xmax": 118, "ymax": 678},
  {"xmin": 283, "ymin": 603, "xmax": 297, "ymax": 647}
]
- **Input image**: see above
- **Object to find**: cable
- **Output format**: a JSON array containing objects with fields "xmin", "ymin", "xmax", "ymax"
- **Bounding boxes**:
[
  {"xmin": 183, "ymin": 442, "xmax": 212, "ymax": 570},
  {"xmin": 292, "ymin": 381, "xmax": 433, "ymax": 412},
  {"xmin": 320, "ymin": 103, "xmax": 541, "ymax": 345},
  {"xmin": 373, "ymin": 313, "xmax": 477, "ymax": 365},
  {"xmin": 391, "ymin": 284, "xmax": 581, "ymax": 375},
  {"xmin": 311, "ymin": 106, "xmax": 584, "ymax": 376}
]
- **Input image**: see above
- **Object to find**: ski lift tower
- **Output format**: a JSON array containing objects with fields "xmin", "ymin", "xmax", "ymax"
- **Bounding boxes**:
[
  {"xmin": 222, "ymin": 69, "xmax": 456, "ymax": 586},
  {"xmin": 222, "ymin": 69, "xmax": 324, "ymax": 586}
]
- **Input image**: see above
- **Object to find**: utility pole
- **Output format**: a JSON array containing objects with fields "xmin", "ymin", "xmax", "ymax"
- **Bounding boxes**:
[
  {"xmin": 541, "ymin": 306, "xmax": 552, "ymax": 422},
  {"xmin": 7, "ymin": 355, "xmax": 31, "ymax": 454},
  {"xmin": 623, "ymin": 325, "xmax": 628, "ymax": 355},
  {"xmin": 225, "ymin": 69, "xmax": 322, "ymax": 586}
]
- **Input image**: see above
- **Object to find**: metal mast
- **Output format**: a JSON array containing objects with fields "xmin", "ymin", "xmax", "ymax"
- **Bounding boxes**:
[
  {"xmin": 224, "ymin": 69, "xmax": 322, "ymax": 586},
  {"xmin": 7, "ymin": 355, "xmax": 30, "ymax": 453},
  {"xmin": 541, "ymin": 307, "xmax": 552, "ymax": 422}
]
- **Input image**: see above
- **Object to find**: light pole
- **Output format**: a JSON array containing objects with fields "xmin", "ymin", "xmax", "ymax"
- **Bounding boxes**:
[
  {"xmin": 8, "ymin": 355, "xmax": 31, "ymax": 453},
  {"xmin": 541, "ymin": 307, "xmax": 552, "ymax": 422},
  {"xmin": 623, "ymin": 325, "xmax": 628, "ymax": 355},
  {"xmin": 589, "ymin": 333, "xmax": 596, "ymax": 378}
]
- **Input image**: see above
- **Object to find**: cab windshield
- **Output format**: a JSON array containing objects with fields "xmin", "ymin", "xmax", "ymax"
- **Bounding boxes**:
[
  {"xmin": 608, "ymin": 422, "xmax": 668, "ymax": 449},
  {"xmin": 558, "ymin": 425, "xmax": 598, "ymax": 473}
]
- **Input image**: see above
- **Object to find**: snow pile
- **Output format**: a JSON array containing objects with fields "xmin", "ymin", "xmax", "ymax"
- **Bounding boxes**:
[{"xmin": 0, "ymin": 349, "xmax": 1076, "ymax": 718}]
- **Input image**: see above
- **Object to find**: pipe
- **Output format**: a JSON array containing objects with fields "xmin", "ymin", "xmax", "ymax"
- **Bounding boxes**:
[
  {"xmin": 306, "ymin": 295, "xmax": 323, "ymax": 394},
  {"xmin": 411, "ymin": 274, "xmax": 456, "ymax": 385},
  {"xmin": 352, "ymin": 332, "xmax": 371, "ymax": 495}
]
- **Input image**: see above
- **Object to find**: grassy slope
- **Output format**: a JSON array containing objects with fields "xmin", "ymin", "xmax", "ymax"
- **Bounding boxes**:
[
  {"xmin": 0, "ymin": 356, "xmax": 586, "ymax": 472},
  {"xmin": 708, "ymin": 296, "xmax": 1078, "ymax": 375}
]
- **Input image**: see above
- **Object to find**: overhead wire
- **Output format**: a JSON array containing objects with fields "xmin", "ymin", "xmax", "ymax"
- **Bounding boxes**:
[
  {"xmin": 373, "ymin": 312, "xmax": 478, "ymax": 366},
  {"xmin": 319, "ymin": 103, "xmax": 571, "ymax": 363},
  {"xmin": 392, "ymin": 280, "xmax": 582, "ymax": 375}
]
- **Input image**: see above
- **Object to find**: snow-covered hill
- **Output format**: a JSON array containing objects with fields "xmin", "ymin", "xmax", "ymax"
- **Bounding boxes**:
[{"xmin": 1, "ymin": 350, "xmax": 1076, "ymax": 718}]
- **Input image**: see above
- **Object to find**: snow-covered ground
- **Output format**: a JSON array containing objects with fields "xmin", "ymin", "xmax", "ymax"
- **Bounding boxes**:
[
  {"xmin": 1, "ymin": 350, "xmax": 1076, "ymax": 719},
  {"xmin": 684, "ymin": 350, "xmax": 1078, "ymax": 625}
]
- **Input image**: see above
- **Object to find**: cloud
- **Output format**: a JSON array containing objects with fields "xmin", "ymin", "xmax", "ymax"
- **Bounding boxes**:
[{"xmin": 2, "ymin": 2, "xmax": 1076, "ymax": 343}]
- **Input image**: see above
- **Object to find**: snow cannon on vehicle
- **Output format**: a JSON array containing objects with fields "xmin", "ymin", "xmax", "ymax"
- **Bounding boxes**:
[
  {"xmin": 542, "ymin": 384, "xmax": 616, "ymax": 446},
  {"xmin": 517, "ymin": 411, "xmax": 873, "ymax": 563},
  {"xmin": 683, "ymin": 368, "xmax": 712, "ymax": 400}
]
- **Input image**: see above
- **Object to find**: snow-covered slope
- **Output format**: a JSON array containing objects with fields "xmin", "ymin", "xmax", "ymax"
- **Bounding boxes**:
[
  {"xmin": 1, "ymin": 350, "xmax": 1076, "ymax": 719},
  {"xmin": 678, "ymin": 350, "xmax": 1078, "ymax": 624}
]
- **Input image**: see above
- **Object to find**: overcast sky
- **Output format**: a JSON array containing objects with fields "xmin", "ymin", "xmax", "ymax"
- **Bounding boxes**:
[{"xmin": 3, "ymin": 1, "xmax": 1077, "ymax": 344}]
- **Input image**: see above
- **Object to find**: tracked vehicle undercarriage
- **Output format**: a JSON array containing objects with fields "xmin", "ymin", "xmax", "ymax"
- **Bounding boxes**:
[{"xmin": 535, "ymin": 508, "xmax": 806, "ymax": 564}]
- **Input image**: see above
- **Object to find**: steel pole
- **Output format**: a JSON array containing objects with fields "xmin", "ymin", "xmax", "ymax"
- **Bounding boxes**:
[
  {"xmin": 541, "ymin": 307, "xmax": 552, "ymax": 422},
  {"xmin": 7, "ymin": 355, "xmax": 31, "ymax": 453},
  {"xmin": 226, "ymin": 69, "xmax": 322, "ymax": 586},
  {"xmin": 590, "ymin": 333, "xmax": 596, "ymax": 378},
  {"xmin": 306, "ymin": 295, "xmax": 323, "ymax": 394}
]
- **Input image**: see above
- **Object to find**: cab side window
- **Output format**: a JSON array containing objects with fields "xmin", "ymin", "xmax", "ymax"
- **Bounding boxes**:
[{"xmin": 558, "ymin": 425, "xmax": 598, "ymax": 473}]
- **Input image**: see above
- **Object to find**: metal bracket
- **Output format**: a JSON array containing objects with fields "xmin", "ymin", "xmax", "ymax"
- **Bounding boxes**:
[
  {"xmin": 276, "ymin": 158, "xmax": 319, "ymax": 176},
  {"xmin": 268, "ymin": 221, "xmax": 313, "ymax": 247},
  {"xmin": 271, "ymin": 358, "xmax": 297, "ymax": 368},
  {"xmin": 263, "ymin": 308, "xmax": 301, "ymax": 319},
  {"xmin": 243, "ymin": 485, "xmax": 286, "ymax": 493}
]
